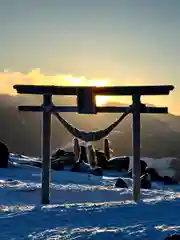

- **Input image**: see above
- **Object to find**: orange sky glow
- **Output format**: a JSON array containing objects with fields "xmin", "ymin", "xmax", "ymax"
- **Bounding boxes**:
[{"xmin": 0, "ymin": 68, "xmax": 177, "ymax": 115}]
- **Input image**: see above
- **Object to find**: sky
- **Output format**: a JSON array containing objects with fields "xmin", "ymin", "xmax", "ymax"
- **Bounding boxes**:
[{"xmin": 0, "ymin": 0, "xmax": 179, "ymax": 114}]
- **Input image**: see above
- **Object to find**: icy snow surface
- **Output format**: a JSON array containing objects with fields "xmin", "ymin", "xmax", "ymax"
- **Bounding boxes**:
[{"xmin": 0, "ymin": 154, "xmax": 180, "ymax": 239}]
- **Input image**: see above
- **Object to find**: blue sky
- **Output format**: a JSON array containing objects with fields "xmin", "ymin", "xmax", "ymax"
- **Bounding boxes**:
[{"xmin": 0, "ymin": 0, "xmax": 179, "ymax": 113}]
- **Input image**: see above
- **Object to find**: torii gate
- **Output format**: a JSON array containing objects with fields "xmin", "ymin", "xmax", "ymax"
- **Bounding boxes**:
[{"xmin": 13, "ymin": 84, "xmax": 174, "ymax": 204}]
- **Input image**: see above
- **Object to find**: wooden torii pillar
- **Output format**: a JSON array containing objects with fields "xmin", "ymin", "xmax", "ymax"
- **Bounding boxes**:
[{"xmin": 13, "ymin": 84, "xmax": 174, "ymax": 204}]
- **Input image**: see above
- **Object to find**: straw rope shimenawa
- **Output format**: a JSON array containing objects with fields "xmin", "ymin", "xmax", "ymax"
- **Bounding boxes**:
[
  {"xmin": 73, "ymin": 138, "xmax": 81, "ymax": 162},
  {"xmin": 53, "ymin": 104, "xmax": 134, "ymax": 142}
]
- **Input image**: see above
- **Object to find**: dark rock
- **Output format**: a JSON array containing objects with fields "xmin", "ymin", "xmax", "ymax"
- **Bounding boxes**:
[
  {"xmin": 127, "ymin": 169, "xmax": 133, "ymax": 177},
  {"xmin": 115, "ymin": 178, "xmax": 128, "ymax": 188},
  {"xmin": 90, "ymin": 167, "xmax": 103, "ymax": 176},
  {"xmin": 22, "ymin": 158, "xmax": 64, "ymax": 171},
  {"xmin": 128, "ymin": 160, "xmax": 148, "ymax": 177},
  {"xmin": 31, "ymin": 161, "xmax": 42, "ymax": 168},
  {"xmin": 140, "ymin": 173, "xmax": 151, "ymax": 189},
  {"xmin": 0, "ymin": 141, "xmax": 9, "ymax": 168},
  {"xmin": 51, "ymin": 148, "xmax": 75, "ymax": 165},
  {"xmin": 71, "ymin": 160, "xmax": 81, "ymax": 172},
  {"xmin": 108, "ymin": 156, "xmax": 130, "ymax": 172},
  {"xmin": 145, "ymin": 167, "xmax": 163, "ymax": 181},
  {"xmin": 71, "ymin": 160, "xmax": 103, "ymax": 176},
  {"xmin": 123, "ymin": 172, "xmax": 151, "ymax": 189},
  {"xmin": 96, "ymin": 150, "xmax": 108, "ymax": 169},
  {"xmin": 165, "ymin": 233, "xmax": 180, "ymax": 240},
  {"xmin": 51, "ymin": 159, "xmax": 64, "ymax": 171},
  {"xmin": 163, "ymin": 176, "xmax": 178, "ymax": 185},
  {"xmin": 141, "ymin": 160, "xmax": 148, "ymax": 175},
  {"xmin": 52, "ymin": 149, "xmax": 66, "ymax": 159}
]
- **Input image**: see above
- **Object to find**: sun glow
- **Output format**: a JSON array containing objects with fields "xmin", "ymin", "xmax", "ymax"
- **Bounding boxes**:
[
  {"xmin": 0, "ymin": 69, "xmax": 112, "ymax": 105},
  {"xmin": 0, "ymin": 68, "xmax": 176, "ymax": 114},
  {"xmin": 0, "ymin": 69, "xmax": 134, "ymax": 107},
  {"xmin": 87, "ymin": 80, "xmax": 109, "ymax": 106}
]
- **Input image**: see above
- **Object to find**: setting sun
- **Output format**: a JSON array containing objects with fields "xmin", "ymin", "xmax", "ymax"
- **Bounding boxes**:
[
  {"xmin": 0, "ymin": 70, "xmax": 120, "ymax": 106},
  {"xmin": 87, "ymin": 80, "xmax": 109, "ymax": 106}
]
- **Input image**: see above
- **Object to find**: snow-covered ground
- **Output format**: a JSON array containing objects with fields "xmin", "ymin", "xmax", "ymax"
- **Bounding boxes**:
[{"xmin": 1, "ymin": 155, "xmax": 180, "ymax": 239}]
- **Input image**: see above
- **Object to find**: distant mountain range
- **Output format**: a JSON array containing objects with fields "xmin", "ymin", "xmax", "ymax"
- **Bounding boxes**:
[{"xmin": 0, "ymin": 93, "xmax": 180, "ymax": 158}]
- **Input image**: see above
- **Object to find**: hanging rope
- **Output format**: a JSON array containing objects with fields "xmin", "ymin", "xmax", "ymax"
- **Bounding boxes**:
[{"xmin": 52, "ymin": 104, "xmax": 134, "ymax": 142}]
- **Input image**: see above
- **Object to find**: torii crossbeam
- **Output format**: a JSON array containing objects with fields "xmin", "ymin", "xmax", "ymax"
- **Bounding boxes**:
[{"xmin": 13, "ymin": 84, "xmax": 174, "ymax": 204}]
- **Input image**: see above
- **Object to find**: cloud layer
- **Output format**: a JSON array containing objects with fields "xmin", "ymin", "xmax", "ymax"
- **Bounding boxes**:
[{"xmin": 0, "ymin": 68, "xmax": 113, "ymax": 95}]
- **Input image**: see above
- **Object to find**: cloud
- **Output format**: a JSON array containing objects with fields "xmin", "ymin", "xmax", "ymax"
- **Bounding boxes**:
[
  {"xmin": 0, "ymin": 69, "xmax": 176, "ymax": 114},
  {"xmin": 0, "ymin": 68, "xmax": 112, "ymax": 95}
]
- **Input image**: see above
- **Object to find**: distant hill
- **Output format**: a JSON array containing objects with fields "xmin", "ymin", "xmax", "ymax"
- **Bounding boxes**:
[{"xmin": 0, "ymin": 94, "xmax": 180, "ymax": 158}]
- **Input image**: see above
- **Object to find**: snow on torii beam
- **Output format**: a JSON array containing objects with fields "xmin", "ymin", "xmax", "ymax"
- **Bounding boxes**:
[{"xmin": 13, "ymin": 84, "xmax": 174, "ymax": 204}]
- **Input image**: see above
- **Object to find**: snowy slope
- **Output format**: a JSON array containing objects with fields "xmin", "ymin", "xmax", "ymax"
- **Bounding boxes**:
[{"xmin": 0, "ymin": 155, "xmax": 180, "ymax": 239}]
